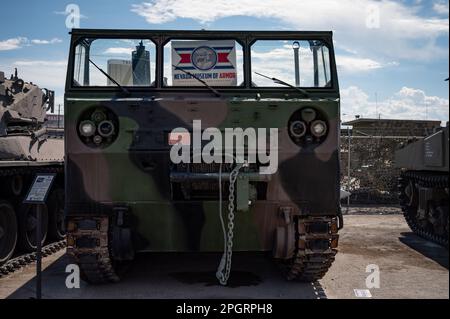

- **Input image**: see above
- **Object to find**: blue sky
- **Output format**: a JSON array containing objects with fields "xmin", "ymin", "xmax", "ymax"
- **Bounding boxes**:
[{"xmin": 0, "ymin": 0, "xmax": 448, "ymax": 122}]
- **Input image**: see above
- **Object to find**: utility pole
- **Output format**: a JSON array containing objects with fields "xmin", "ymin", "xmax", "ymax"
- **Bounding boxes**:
[
  {"xmin": 293, "ymin": 41, "xmax": 300, "ymax": 87},
  {"xmin": 347, "ymin": 126, "xmax": 351, "ymax": 208},
  {"xmin": 375, "ymin": 92, "xmax": 378, "ymax": 119},
  {"xmin": 57, "ymin": 104, "xmax": 61, "ymax": 128}
]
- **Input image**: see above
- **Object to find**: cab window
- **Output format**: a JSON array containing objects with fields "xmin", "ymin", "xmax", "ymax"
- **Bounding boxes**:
[
  {"xmin": 251, "ymin": 40, "xmax": 331, "ymax": 88},
  {"xmin": 73, "ymin": 39, "xmax": 156, "ymax": 87}
]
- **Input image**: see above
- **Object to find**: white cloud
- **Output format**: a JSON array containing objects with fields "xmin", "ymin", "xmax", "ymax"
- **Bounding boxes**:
[
  {"xmin": 336, "ymin": 56, "xmax": 399, "ymax": 72},
  {"xmin": 0, "ymin": 37, "xmax": 28, "ymax": 51},
  {"xmin": 0, "ymin": 37, "xmax": 62, "ymax": 51},
  {"xmin": 104, "ymin": 47, "xmax": 134, "ymax": 55},
  {"xmin": 341, "ymin": 86, "xmax": 449, "ymax": 122},
  {"xmin": 131, "ymin": 0, "xmax": 449, "ymax": 61},
  {"xmin": 31, "ymin": 38, "xmax": 63, "ymax": 45},
  {"xmin": 433, "ymin": 1, "xmax": 449, "ymax": 15},
  {"xmin": 14, "ymin": 60, "xmax": 67, "ymax": 67}
]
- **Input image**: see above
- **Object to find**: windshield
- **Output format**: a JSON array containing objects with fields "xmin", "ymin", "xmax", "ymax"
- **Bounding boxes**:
[
  {"xmin": 73, "ymin": 38, "xmax": 156, "ymax": 87},
  {"xmin": 251, "ymin": 40, "xmax": 331, "ymax": 88},
  {"xmin": 70, "ymin": 35, "xmax": 335, "ymax": 90}
]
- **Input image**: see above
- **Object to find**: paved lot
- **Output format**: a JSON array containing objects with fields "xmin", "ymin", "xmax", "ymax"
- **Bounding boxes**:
[{"xmin": 1, "ymin": 214, "xmax": 448, "ymax": 299}]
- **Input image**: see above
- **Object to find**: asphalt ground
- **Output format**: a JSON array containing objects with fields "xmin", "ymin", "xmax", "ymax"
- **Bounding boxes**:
[{"xmin": 1, "ymin": 213, "xmax": 448, "ymax": 299}]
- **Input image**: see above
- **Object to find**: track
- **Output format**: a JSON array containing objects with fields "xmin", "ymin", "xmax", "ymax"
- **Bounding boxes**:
[
  {"xmin": 280, "ymin": 216, "xmax": 338, "ymax": 281},
  {"xmin": 399, "ymin": 171, "xmax": 449, "ymax": 248},
  {"xmin": 67, "ymin": 217, "xmax": 120, "ymax": 284},
  {"xmin": 0, "ymin": 240, "xmax": 66, "ymax": 278}
]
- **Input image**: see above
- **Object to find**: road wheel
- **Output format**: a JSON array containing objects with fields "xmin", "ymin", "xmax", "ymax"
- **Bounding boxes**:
[
  {"xmin": 17, "ymin": 204, "xmax": 48, "ymax": 253},
  {"xmin": 48, "ymin": 189, "xmax": 65, "ymax": 240},
  {"xmin": 0, "ymin": 201, "xmax": 18, "ymax": 265}
]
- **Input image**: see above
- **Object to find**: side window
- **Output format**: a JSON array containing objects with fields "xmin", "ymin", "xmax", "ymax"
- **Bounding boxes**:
[
  {"xmin": 251, "ymin": 40, "xmax": 331, "ymax": 88},
  {"xmin": 73, "ymin": 39, "xmax": 156, "ymax": 87},
  {"xmin": 163, "ymin": 39, "xmax": 244, "ymax": 87}
]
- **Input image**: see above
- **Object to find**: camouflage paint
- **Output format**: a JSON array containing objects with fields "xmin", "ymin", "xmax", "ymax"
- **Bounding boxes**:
[{"xmin": 65, "ymin": 30, "xmax": 341, "ymax": 253}]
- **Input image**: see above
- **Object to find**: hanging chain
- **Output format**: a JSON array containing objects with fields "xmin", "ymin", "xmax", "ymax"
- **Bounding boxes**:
[{"xmin": 216, "ymin": 162, "xmax": 245, "ymax": 285}]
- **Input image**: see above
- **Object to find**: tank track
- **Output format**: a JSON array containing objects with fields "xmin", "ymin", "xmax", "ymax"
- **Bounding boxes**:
[
  {"xmin": 0, "ymin": 166, "xmax": 63, "ymax": 177},
  {"xmin": 67, "ymin": 217, "xmax": 120, "ymax": 284},
  {"xmin": 282, "ymin": 216, "xmax": 338, "ymax": 282},
  {"xmin": 0, "ymin": 240, "xmax": 66, "ymax": 278},
  {"xmin": 399, "ymin": 171, "xmax": 449, "ymax": 247}
]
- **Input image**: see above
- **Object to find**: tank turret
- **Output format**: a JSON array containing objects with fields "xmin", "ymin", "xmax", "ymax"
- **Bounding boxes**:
[{"xmin": 0, "ymin": 68, "xmax": 54, "ymax": 137}]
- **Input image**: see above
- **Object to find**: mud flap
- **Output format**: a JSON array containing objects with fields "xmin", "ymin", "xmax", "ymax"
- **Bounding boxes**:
[
  {"xmin": 111, "ymin": 207, "xmax": 135, "ymax": 261},
  {"xmin": 111, "ymin": 226, "xmax": 135, "ymax": 261}
]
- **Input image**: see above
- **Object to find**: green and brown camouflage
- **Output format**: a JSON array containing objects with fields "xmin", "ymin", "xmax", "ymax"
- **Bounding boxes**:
[{"xmin": 65, "ymin": 30, "xmax": 342, "ymax": 283}]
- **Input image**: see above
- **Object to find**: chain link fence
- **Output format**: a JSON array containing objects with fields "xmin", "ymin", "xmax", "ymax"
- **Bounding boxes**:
[{"xmin": 340, "ymin": 133, "xmax": 418, "ymax": 205}]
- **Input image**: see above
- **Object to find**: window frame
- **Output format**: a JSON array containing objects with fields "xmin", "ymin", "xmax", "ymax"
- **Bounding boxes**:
[{"xmin": 66, "ymin": 30, "xmax": 339, "ymax": 95}]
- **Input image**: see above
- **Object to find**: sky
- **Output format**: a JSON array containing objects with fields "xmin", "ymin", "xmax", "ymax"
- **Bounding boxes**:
[{"xmin": 0, "ymin": 0, "xmax": 448, "ymax": 123}]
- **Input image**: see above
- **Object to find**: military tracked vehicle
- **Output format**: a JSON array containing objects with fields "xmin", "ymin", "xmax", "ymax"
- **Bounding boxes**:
[
  {"xmin": 65, "ymin": 29, "xmax": 342, "ymax": 284},
  {"xmin": 0, "ymin": 69, "xmax": 65, "ymax": 265},
  {"xmin": 396, "ymin": 124, "xmax": 449, "ymax": 247}
]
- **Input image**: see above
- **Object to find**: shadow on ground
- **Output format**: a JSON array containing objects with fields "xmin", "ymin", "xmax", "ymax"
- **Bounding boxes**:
[
  {"xmin": 7, "ymin": 252, "xmax": 325, "ymax": 299},
  {"xmin": 399, "ymin": 232, "xmax": 449, "ymax": 269}
]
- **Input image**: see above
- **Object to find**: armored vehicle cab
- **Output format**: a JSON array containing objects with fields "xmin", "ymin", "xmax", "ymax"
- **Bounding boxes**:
[
  {"xmin": 65, "ymin": 29, "xmax": 342, "ymax": 284},
  {"xmin": 396, "ymin": 124, "xmax": 449, "ymax": 247}
]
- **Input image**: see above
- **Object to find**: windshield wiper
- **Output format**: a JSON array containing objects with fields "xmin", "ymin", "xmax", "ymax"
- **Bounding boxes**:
[
  {"xmin": 172, "ymin": 64, "xmax": 221, "ymax": 97},
  {"xmin": 88, "ymin": 58, "xmax": 130, "ymax": 95},
  {"xmin": 254, "ymin": 72, "xmax": 309, "ymax": 97}
]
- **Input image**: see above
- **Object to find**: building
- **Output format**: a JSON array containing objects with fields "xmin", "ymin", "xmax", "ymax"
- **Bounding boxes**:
[
  {"xmin": 132, "ymin": 41, "xmax": 151, "ymax": 86},
  {"xmin": 45, "ymin": 114, "xmax": 64, "ymax": 128},
  {"xmin": 107, "ymin": 59, "xmax": 133, "ymax": 86},
  {"xmin": 342, "ymin": 118, "xmax": 442, "ymax": 137}
]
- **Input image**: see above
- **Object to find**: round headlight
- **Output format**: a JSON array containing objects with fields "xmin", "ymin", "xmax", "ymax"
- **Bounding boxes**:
[
  {"xmin": 311, "ymin": 120, "xmax": 327, "ymax": 137},
  {"xmin": 93, "ymin": 135, "xmax": 103, "ymax": 145},
  {"xmin": 98, "ymin": 120, "xmax": 114, "ymax": 138},
  {"xmin": 289, "ymin": 120, "xmax": 307, "ymax": 138},
  {"xmin": 79, "ymin": 120, "xmax": 96, "ymax": 137},
  {"xmin": 91, "ymin": 110, "xmax": 107, "ymax": 123},
  {"xmin": 301, "ymin": 108, "xmax": 317, "ymax": 123}
]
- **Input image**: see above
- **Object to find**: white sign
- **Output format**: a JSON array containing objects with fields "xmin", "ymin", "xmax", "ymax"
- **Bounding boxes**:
[
  {"xmin": 171, "ymin": 40, "xmax": 237, "ymax": 86},
  {"xmin": 354, "ymin": 289, "xmax": 372, "ymax": 298},
  {"xmin": 24, "ymin": 174, "xmax": 56, "ymax": 203}
]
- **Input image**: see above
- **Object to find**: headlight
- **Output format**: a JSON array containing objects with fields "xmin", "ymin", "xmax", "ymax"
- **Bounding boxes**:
[
  {"xmin": 98, "ymin": 120, "xmax": 115, "ymax": 138},
  {"xmin": 289, "ymin": 120, "xmax": 306, "ymax": 138},
  {"xmin": 93, "ymin": 135, "xmax": 103, "ymax": 145},
  {"xmin": 79, "ymin": 120, "xmax": 96, "ymax": 137},
  {"xmin": 91, "ymin": 110, "xmax": 107, "ymax": 123},
  {"xmin": 301, "ymin": 108, "xmax": 317, "ymax": 123},
  {"xmin": 311, "ymin": 120, "xmax": 327, "ymax": 137}
]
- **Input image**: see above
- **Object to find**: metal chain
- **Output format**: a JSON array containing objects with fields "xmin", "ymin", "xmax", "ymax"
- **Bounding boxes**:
[{"xmin": 216, "ymin": 162, "xmax": 244, "ymax": 286}]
